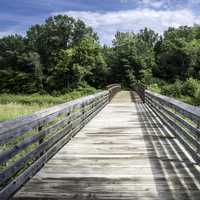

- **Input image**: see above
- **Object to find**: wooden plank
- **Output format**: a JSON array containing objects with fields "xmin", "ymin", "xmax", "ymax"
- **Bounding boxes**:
[
  {"xmin": 0, "ymin": 91, "xmax": 109, "ymax": 143},
  {"xmin": 0, "ymin": 87, "xmax": 114, "ymax": 199},
  {"xmin": 12, "ymin": 91, "xmax": 200, "ymax": 200},
  {"xmin": 146, "ymin": 99, "xmax": 199, "ymax": 162},
  {"xmin": 146, "ymin": 96, "xmax": 199, "ymax": 148},
  {"xmin": 0, "ymin": 95, "xmax": 108, "ymax": 199}
]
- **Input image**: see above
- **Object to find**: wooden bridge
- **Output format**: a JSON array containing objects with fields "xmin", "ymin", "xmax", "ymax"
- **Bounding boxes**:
[{"xmin": 1, "ymin": 85, "xmax": 200, "ymax": 200}]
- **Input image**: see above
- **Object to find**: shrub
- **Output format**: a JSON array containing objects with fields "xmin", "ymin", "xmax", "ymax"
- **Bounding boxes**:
[
  {"xmin": 161, "ymin": 80, "xmax": 183, "ymax": 98},
  {"xmin": 194, "ymin": 87, "xmax": 200, "ymax": 105},
  {"xmin": 148, "ymin": 83, "xmax": 161, "ymax": 93},
  {"xmin": 148, "ymin": 77, "xmax": 166, "ymax": 86},
  {"xmin": 182, "ymin": 78, "xmax": 200, "ymax": 97}
]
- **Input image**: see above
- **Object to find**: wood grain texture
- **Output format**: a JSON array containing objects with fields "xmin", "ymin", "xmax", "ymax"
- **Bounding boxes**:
[
  {"xmin": 12, "ymin": 91, "xmax": 200, "ymax": 200},
  {"xmin": 145, "ymin": 91, "xmax": 200, "ymax": 163},
  {"xmin": 146, "ymin": 90, "xmax": 200, "ymax": 124}
]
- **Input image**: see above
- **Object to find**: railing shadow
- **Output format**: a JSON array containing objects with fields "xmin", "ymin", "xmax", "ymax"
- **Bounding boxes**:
[{"xmin": 132, "ymin": 91, "xmax": 200, "ymax": 200}]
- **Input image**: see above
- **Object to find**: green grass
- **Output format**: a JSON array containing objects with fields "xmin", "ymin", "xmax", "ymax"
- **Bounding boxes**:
[
  {"xmin": 0, "ymin": 86, "xmax": 97, "ymax": 122},
  {"xmin": 147, "ymin": 83, "xmax": 162, "ymax": 94},
  {"xmin": 0, "ymin": 103, "xmax": 51, "ymax": 122}
]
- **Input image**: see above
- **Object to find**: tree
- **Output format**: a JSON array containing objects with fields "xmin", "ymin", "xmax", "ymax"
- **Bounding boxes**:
[
  {"xmin": 154, "ymin": 27, "xmax": 192, "ymax": 81},
  {"xmin": 0, "ymin": 35, "xmax": 44, "ymax": 93},
  {"xmin": 26, "ymin": 15, "xmax": 98, "ymax": 91},
  {"xmin": 109, "ymin": 29, "xmax": 157, "ymax": 87},
  {"xmin": 50, "ymin": 36, "xmax": 107, "ymax": 91},
  {"xmin": 138, "ymin": 27, "xmax": 159, "ymax": 48}
]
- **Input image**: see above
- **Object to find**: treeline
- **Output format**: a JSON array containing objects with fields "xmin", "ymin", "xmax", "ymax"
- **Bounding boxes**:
[
  {"xmin": 105, "ymin": 25, "xmax": 200, "ymax": 87},
  {"xmin": 1, "ymin": 15, "xmax": 200, "ymax": 103},
  {"xmin": 0, "ymin": 15, "xmax": 107, "ymax": 94},
  {"xmin": 104, "ymin": 25, "xmax": 200, "ymax": 104}
]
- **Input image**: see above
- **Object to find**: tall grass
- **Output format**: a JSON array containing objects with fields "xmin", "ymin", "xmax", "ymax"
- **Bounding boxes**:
[
  {"xmin": 0, "ymin": 85, "xmax": 97, "ymax": 122},
  {"xmin": 0, "ymin": 103, "xmax": 51, "ymax": 122}
]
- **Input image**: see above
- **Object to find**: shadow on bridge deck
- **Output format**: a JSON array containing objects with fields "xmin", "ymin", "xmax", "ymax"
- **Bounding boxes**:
[
  {"xmin": 133, "ymin": 92, "xmax": 200, "ymax": 200},
  {"xmin": 12, "ymin": 91, "xmax": 200, "ymax": 200}
]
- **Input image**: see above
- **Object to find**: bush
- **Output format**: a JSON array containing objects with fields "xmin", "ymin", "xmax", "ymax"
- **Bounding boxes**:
[
  {"xmin": 148, "ymin": 83, "xmax": 161, "ymax": 93},
  {"xmin": 182, "ymin": 78, "xmax": 200, "ymax": 97},
  {"xmin": 194, "ymin": 87, "xmax": 200, "ymax": 105},
  {"xmin": 148, "ymin": 77, "xmax": 167, "ymax": 93},
  {"xmin": 161, "ymin": 80, "xmax": 183, "ymax": 97},
  {"xmin": 148, "ymin": 77, "xmax": 166, "ymax": 86}
]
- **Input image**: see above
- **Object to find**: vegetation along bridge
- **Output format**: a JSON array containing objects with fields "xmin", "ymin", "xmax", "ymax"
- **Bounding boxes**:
[{"xmin": 1, "ymin": 84, "xmax": 200, "ymax": 200}]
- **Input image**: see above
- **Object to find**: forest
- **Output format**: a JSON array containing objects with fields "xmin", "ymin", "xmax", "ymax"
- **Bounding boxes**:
[{"xmin": 1, "ymin": 14, "xmax": 200, "ymax": 120}]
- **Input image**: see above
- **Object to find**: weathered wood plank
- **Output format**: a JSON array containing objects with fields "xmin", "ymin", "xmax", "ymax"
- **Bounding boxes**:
[
  {"xmin": 0, "ymin": 86, "xmax": 119, "ymax": 200},
  {"xmin": 0, "ymin": 91, "xmax": 109, "ymax": 143},
  {"xmin": 12, "ymin": 91, "xmax": 200, "ymax": 200},
  {"xmin": 145, "ymin": 90, "xmax": 200, "ymax": 163}
]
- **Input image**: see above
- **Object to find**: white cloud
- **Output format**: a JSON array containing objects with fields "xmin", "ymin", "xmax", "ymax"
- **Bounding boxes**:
[
  {"xmin": 53, "ymin": 9, "xmax": 200, "ymax": 44},
  {"xmin": 141, "ymin": 0, "xmax": 166, "ymax": 8},
  {"xmin": 0, "ymin": 28, "xmax": 26, "ymax": 38},
  {"xmin": 0, "ymin": 31, "xmax": 13, "ymax": 37}
]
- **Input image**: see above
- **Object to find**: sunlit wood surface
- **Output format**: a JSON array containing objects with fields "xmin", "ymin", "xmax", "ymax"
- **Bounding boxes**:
[{"xmin": 13, "ymin": 91, "xmax": 200, "ymax": 200}]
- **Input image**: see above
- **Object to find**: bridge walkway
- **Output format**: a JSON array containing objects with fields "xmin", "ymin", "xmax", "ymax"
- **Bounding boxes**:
[{"xmin": 13, "ymin": 91, "xmax": 200, "ymax": 200}]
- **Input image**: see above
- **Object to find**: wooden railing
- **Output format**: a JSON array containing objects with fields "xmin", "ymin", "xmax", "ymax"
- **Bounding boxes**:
[
  {"xmin": 0, "ymin": 85, "xmax": 121, "ymax": 200},
  {"xmin": 144, "ymin": 90, "xmax": 200, "ymax": 163},
  {"xmin": 106, "ymin": 84, "xmax": 121, "ymax": 101}
]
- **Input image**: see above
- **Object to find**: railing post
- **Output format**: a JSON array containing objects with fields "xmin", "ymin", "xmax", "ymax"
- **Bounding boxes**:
[
  {"xmin": 136, "ymin": 84, "xmax": 145, "ymax": 103},
  {"xmin": 196, "ymin": 122, "xmax": 200, "ymax": 162},
  {"xmin": 141, "ymin": 87, "xmax": 145, "ymax": 103},
  {"xmin": 38, "ymin": 124, "xmax": 44, "ymax": 157},
  {"xmin": 82, "ymin": 102, "xmax": 86, "ymax": 126},
  {"xmin": 67, "ymin": 111, "xmax": 71, "ymax": 129}
]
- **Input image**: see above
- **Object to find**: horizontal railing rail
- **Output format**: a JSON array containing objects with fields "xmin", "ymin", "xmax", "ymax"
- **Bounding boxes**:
[
  {"xmin": 0, "ymin": 85, "xmax": 121, "ymax": 200},
  {"xmin": 106, "ymin": 84, "xmax": 121, "ymax": 101},
  {"xmin": 144, "ymin": 90, "xmax": 200, "ymax": 163}
]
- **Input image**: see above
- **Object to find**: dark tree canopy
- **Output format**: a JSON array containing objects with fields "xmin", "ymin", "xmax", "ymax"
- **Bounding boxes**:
[
  {"xmin": 0, "ymin": 15, "xmax": 103, "ymax": 94},
  {"xmin": 0, "ymin": 15, "xmax": 200, "ymax": 96}
]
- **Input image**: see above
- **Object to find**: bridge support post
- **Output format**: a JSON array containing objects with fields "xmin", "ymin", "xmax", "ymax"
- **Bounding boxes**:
[
  {"xmin": 196, "ymin": 123, "xmax": 200, "ymax": 163},
  {"xmin": 136, "ymin": 86, "xmax": 145, "ymax": 103},
  {"xmin": 38, "ymin": 125, "xmax": 44, "ymax": 157}
]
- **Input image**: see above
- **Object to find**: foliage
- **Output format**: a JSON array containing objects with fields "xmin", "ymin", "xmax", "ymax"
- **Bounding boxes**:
[
  {"xmin": 0, "ymin": 85, "xmax": 96, "ymax": 105},
  {"xmin": 153, "ymin": 26, "xmax": 200, "ymax": 81},
  {"xmin": 0, "ymin": 103, "xmax": 49, "ymax": 122},
  {"xmin": 0, "ymin": 85, "xmax": 96, "ymax": 121},
  {"xmin": 182, "ymin": 78, "xmax": 200, "ymax": 97},
  {"xmin": 1, "ymin": 15, "xmax": 200, "ymax": 107},
  {"xmin": 149, "ymin": 78, "xmax": 200, "ymax": 106},
  {"xmin": 107, "ymin": 29, "xmax": 158, "ymax": 88},
  {"xmin": 52, "ymin": 36, "xmax": 108, "ymax": 90},
  {"xmin": 161, "ymin": 80, "xmax": 183, "ymax": 98},
  {"xmin": 194, "ymin": 88, "xmax": 200, "ymax": 105},
  {"xmin": 0, "ymin": 15, "xmax": 102, "ymax": 94}
]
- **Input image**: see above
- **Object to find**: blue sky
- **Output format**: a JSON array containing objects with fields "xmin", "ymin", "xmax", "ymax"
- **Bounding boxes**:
[{"xmin": 1, "ymin": 0, "xmax": 200, "ymax": 44}]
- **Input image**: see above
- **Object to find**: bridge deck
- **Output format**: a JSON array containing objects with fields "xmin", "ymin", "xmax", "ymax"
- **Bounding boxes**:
[{"xmin": 13, "ymin": 91, "xmax": 200, "ymax": 200}]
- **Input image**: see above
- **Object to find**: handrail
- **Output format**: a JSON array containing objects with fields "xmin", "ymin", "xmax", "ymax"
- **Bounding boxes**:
[
  {"xmin": 146, "ymin": 91, "xmax": 200, "ymax": 124},
  {"xmin": 143, "ymin": 90, "xmax": 200, "ymax": 163},
  {"xmin": 106, "ymin": 84, "xmax": 121, "ymax": 101},
  {"xmin": 106, "ymin": 83, "xmax": 121, "ymax": 89},
  {"xmin": 0, "ymin": 85, "xmax": 121, "ymax": 200}
]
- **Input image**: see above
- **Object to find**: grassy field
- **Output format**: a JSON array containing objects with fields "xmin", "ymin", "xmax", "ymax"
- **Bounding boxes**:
[
  {"xmin": 0, "ymin": 103, "xmax": 50, "ymax": 122},
  {"xmin": 0, "ymin": 86, "xmax": 97, "ymax": 122}
]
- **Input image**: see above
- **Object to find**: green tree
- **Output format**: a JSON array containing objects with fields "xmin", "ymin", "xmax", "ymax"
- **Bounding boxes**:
[
  {"xmin": 0, "ymin": 35, "xmax": 43, "ymax": 93},
  {"xmin": 153, "ymin": 27, "xmax": 191, "ymax": 81},
  {"xmin": 50, "ymin": 36, "xmax": 107, "ymax": 91}
]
